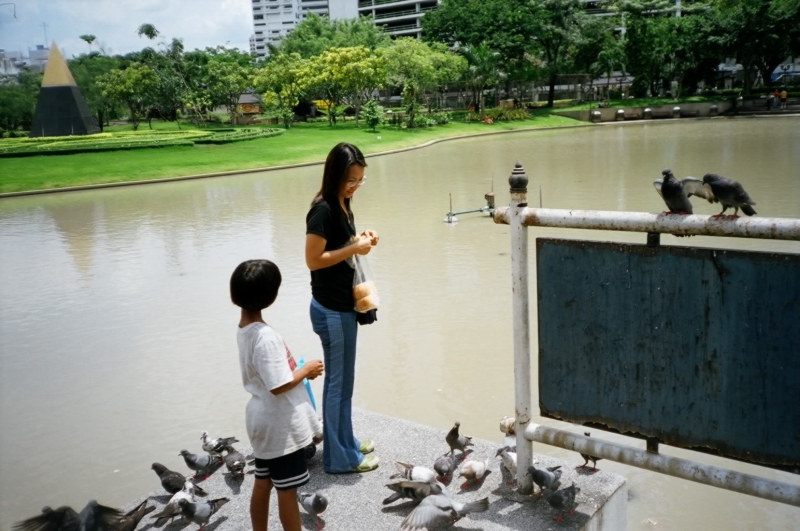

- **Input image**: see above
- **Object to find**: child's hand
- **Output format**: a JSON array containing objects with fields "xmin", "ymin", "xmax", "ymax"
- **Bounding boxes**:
[{"xmin": 304, "ymin": 359, "xmax": 324, "ymax": 380}]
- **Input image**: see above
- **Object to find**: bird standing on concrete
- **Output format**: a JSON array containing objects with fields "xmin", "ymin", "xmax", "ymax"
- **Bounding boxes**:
[
  {"xmin": 390, "ymin": 461, "xmax": 438, "ymax": 483},
  {"xmin": 548, "ymin": 483, "xmax": 580, "ymax": 522},
  {"xmin": 150, "ymin": 479, "xmax": 199, "ymax": 527},
  {"xmin": 200, "ymin": 431, "xmax": 239, "ymax": 456},
  {"xmin": 152, "ymin": 463, "xmax": 206, "ymax": 496},
  {"xmin": 527, "ymin": 464, "xmax": 562, "ymax": 497},
  {"xmin": 115, "ymin": 500, "xmax": 155, "ymax": 531},
  {"xmin": 578, "ymin": 432, "xmax": 603, "ymax": 471},
  {"xmin": 433, "ymin": 454, "xmax": 458, "ymax": 483},
  {"xmin": 446, "ymin": 421, "xmax": 474, "ymax": 458},
  {"xmin": 178, "ymin": 498, "xmax": 229, "ymax": 531},
  {"xmin": 222, "ymin": 446, "xmax": 246, "ymax": 477},
  {"xmin": 653, "ymin": 169, "xmax": 713, "ymax": 215},
  {"xmin": 702, "ymin": 173, "xmax": 757, "ymax": 218},
  {"xmin": 399, "ymin": 490, "xmax": 489, "ymax": 531},
  {"xmin": 298, "ymin": 492, "xmax": 328, "ymax": 530},
  {"xmin": 180, "ymin": 450, "xmax": 222, "ymax": 480},
  {"xmin": 457, "ymin": 458, "xmax": 489, "ymax": 488},
  {"xmin": 13, "ymin": 501, "xmax": 122, "ymax": 531},
  {"xmin": 383, "ymin": 480, "xmax": 445, "ymax": 505},
  {"xmin": 496, "ymin": 446, "xmax": 518, "ymax": 485}
]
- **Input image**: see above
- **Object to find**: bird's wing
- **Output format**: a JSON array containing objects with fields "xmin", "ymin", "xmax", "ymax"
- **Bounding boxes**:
[
  {"xmin": 84, "ymin": 501, "xmax": 122, "ymax": 531},
  {"xmin": 14, "ymin": 508, "xmax": 82, "ymax": 531},
  {"xmin": 653, "ymin": 180, "xmax": 664, "ymax": 199},
  {"xmin": 211, "ymin": 498, "xmax": 230, "ymax": 514},
  {"xmin": 682, "ymin": 178, "xmax": 715, "ymax": 201},
  {"xmin": 400, "ymin": 497, "xmax": 452, "ymax": 531},
  {"xmin": 731, "ymin": 181, "xmax": 755, "ymax": 205}
]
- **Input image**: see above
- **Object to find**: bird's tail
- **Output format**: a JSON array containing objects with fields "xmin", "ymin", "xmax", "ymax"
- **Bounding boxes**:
[
  {"xmin": 741, "ymin": 204, "xmax": 756, "ymax": 216},
  {"xmin": 153, "ymin": 516, "xmax": 171, "ymax": 528},
  {"xmin": 383, "ymin": 491, "xmax": 403, "ymax": 505},
  {"xmin": 461, "ymin": 497, "xmax": 490, "ymax": 515}
]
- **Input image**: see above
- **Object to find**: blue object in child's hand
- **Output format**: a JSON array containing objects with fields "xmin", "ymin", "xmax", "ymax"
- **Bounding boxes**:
[{"xmin": 297, "ymin": 357, "xmax": 317, "ymax": 411}]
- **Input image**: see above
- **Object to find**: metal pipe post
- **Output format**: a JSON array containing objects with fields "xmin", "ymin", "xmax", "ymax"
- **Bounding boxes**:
[
  {"xmin": 508, "ymin": 162, "xmax": 533, "ymax": 493},
  {"xmin": 525, "ymin": 423, "xmax": 800, "ymax": 507}
]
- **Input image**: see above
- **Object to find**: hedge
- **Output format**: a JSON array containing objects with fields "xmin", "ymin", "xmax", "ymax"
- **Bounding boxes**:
[{"xmin": 0, "ymin": 128, "xmax": 284, "ymax": 157}]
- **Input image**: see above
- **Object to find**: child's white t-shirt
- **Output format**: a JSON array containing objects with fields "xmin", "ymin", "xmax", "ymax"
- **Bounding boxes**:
[{"xmin": 237, "ymin": 322, "xmax": 322, "ymax": 460}]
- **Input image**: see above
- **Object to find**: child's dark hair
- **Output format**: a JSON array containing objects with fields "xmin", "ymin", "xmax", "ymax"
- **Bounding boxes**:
[{"xmin": 230, "ymin": 260, "xmax": 282, "ymax": 311}]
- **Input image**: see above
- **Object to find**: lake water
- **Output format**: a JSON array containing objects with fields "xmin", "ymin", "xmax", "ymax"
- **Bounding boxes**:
[{"xmin": 1, "ymin": 117, "xmax": 799, "ymax": 529}]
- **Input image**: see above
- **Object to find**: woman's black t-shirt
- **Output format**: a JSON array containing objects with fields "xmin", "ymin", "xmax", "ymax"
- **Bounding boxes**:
[{"xmin": 306, "ymin": 199, "xmax": 357, "ymax": 312}]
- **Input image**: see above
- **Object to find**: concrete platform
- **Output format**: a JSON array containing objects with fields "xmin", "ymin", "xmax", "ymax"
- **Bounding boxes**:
[{"xmin": 127, "ymin": 409, "xmax": 627, "ymax": 531}]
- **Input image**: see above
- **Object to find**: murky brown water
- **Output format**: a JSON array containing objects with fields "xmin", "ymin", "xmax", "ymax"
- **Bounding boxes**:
[{"xmin": 1, "ymin": 117, "xmax": 799, "ymax": 529}]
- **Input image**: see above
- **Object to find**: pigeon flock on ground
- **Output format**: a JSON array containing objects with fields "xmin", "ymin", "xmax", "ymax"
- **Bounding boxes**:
[
  {"xmin": 654, "ymin": 170, "xmax": 757, "ymax": 217},
  {"xmin": 13, "ymin": 418, "xmax": 606, "ymax": 530}
]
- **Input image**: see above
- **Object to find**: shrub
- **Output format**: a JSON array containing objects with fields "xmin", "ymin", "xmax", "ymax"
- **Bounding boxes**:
[
  {"xmin": 360, "ymin": 99, "xmax": 385, "ymax": 132},
  {"xmin": 430, "ymin": 112, "xmax": 451, "ymax": 125},
  {"xmin": 407, "ymin": 114, "xmax": 437, "ymax": 128},
  {"xmin": 194, "ymin": 128, "xmax": 284, "ymax": 145}
]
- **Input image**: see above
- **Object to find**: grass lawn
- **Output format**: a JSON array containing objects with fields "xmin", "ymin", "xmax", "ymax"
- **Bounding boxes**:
[{"xmin": 0, "ymin": 113, "xmax": 581, "ymax": 194}]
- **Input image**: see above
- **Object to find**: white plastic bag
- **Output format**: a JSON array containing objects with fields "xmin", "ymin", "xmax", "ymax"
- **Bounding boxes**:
[{"xmin": 349, "ymin": 252, "xmax": 379, "ymax": 313}]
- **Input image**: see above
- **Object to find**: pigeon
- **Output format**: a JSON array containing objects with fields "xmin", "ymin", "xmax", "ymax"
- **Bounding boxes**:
[
  {"xmin": 298, "ymin": 492, "xmax": 328, "ymax": 530},
  {"xmin": 152, "ymin": 463, "xmax": 206, "ymax": 496},
  {"xmin": 383, "ymin": 480, "xmax": 445, "ymax": 505},
  {"xmin": 499, "ymin": 416, "xmax": 515, "ymax": 435},
  {"xmin": 223, "ymin": 446, "xmax": 246, "ymax": 477},
  {"xmin": 702, "ymin": 173, "xmax": 757, "ymax": 217},
  {"xmin": 432, "ymin": 454, "xmax": 457, "ymax": 482},
  {"xmin": 150, "ymin": 479, "xmax": 198, "ymax": 527},
  {"xmin": 200, "ymin": 431, "xmax": 239, "ymax": 456},
  {"xmin": 390, "ymin": 461, "xmax": 437, "ymax": 483},
  {"xmin": 527, "ymin": 464, "xmax": 562, "ymax": 497},
  {"xmin": 579, "ymin": 432, "xmax": 603, "ymax": 470},
  {"xmin": 653, "ymin": 169, "xmax": 713, "ymax": 215},
  {"xmin": 400, "ymin": 490, "xmax": 489, "ymax": 531},
  {"xmin": 180, "ymin": 450, "xmax": 222, "ymax": 479},
  {"xmin": 13, "ymin": 501, "xmax": 122, "ymax": 531},
  {"xmin": 496, "ymin": 446, "xmax": 518, "ymax": 485},
  {"xmin": 115, "ymin": 500, "xmax": 155, "ymax": 531},
  {"xmin": 548, "ymin": 483, "xmax": 580, "ymax": 522},
  {"xmin": 457, "ymin": 458, "xmax": 489, "ymax": 488},
  {"xmin": 178, "ymin": 498, "xmax": 229, "ymax": 531},
  {"xmin": 445, "ymin": 421, "xmax": 474, "ymax": 457}
]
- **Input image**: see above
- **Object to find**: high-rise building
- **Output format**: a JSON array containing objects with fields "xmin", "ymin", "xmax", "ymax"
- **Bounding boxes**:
[{"xmin": 250, "ymin": 0, "xmax": 440, "ymax": 59}]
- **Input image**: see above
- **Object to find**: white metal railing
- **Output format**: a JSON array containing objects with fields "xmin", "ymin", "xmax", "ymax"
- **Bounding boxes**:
[{"xmin": 493, "ymin": 161, "xmax": 800, "ymax": 503}]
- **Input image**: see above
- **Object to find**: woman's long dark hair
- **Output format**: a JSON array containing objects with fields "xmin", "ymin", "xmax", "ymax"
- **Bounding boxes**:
[{"xmin": 312, "ymin": 142, "xmax": 367, "ymax": 208}]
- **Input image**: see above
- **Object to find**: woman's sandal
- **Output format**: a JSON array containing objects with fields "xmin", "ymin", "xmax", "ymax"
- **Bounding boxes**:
[
  {"xmin": 359, "ymin": 440, "xmax": 376, "ymax": 454},
  {"xmin": 352, "ymin": 454, "xmax": 380, "ymax": 473}
]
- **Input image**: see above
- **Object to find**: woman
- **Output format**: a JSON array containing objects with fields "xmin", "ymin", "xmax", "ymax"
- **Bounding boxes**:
[{"xmin": 305, "ymin": 143, "xmax": 380, "ymax": 473}]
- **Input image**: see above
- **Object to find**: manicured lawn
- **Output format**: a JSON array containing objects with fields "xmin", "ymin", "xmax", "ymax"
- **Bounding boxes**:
[{"xmin": 0, "ymin": 113, "xmax": 581, "ymax": 194}]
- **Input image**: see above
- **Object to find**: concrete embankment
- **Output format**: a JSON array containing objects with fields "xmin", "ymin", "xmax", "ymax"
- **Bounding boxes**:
[{"xmin": 125, "ymin": 408, "xmax": 627, "ymax": 531}]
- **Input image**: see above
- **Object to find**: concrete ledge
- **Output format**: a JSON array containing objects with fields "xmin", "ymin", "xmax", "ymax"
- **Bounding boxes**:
[{"xmin": 125, "ymin": 409, "xmax": 626, "ymax": 530}]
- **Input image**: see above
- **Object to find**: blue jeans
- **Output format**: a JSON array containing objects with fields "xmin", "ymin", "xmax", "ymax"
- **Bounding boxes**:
[{"xmin": 310, "ymin": 298, "xmax": 362, "ymax": 473}]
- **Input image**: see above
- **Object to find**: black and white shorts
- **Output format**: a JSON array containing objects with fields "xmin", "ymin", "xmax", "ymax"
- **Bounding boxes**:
[{"xmin": 253, "ymin": 448, "xmax": 309, "ymax": 491}]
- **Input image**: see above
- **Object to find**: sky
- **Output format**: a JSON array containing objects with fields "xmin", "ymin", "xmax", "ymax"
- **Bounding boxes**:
[{"xmin": 0, "ymin": 0, "xmax": 253, "ymax": 58}]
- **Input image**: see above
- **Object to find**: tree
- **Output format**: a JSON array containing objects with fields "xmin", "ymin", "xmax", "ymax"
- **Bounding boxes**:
[
  {"xmin": 137, "ymin": 23, "xmax": 160, "ymax": 40},
  {"xmin": 459, "ymin": 42, "xmax": 504, "ymax": 117},
  {"xmin": 275, "ymin": 13, "xmax": 390, "ymax": 58},
  {"xmin": 382, "ymin": 38, "xmax": 439, "ymax": 125},
  {"xmin": 205, "ymin": 51, "xmax": 253, "ymax": 124},
  {"xmin": 425, "ymin": 42, "xmax": 468, "ymax": 111},
  {"xmin": 0, "ymin": 71, "xmax": 41, "ymax": 132},
  {"xmin": 79, "ymin": 34, "xmax": 96, "ymax": 53},
  {"xmin": 69, "ymin": 53, "xmax": 120, "ymax": 131},
  {"xmin": 98, "ymin": 63, "xmax": 157, "ymax": 130},
  {"xmin": 360, "ymin": 99, "xmax": 384, "ymax": 132},
  {"xmin": 306, "ymin": 46, "xmax": 386, "ymax": 127},
  {"xmin": 252, "ymin": 52, "xmax": 309, "ymax": 128}
]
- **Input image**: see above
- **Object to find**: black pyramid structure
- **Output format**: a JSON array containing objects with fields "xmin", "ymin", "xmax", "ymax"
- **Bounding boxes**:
[{"xmin": 30, "ymin": 43, "xmax": 100, "ymax": 137}]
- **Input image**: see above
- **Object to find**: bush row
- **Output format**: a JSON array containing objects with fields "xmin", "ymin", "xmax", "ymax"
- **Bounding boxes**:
[
  {"xmin": 464, "ymin": 108, "xmax": 531, "ymax": 122},
  {"xmin": 0, "ymin": 128, "xmax": 285, "ymax": 157}
]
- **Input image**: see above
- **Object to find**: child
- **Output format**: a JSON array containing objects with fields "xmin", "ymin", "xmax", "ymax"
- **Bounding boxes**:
[{"xmin": 231, "ymin": 259, "xmax": 324, "ymax": 531}]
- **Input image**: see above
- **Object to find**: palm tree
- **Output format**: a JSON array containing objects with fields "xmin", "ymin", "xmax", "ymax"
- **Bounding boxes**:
[
  {"xmin": 137, "ymin": 23, "xmax": 159, "ymax": 40},
  {"xmin": 460, "ymin": 42, "xmax": 504, "ymax": 119},
  {"xmin": 79, "ymin": 34, "xmax": 96, "ymax": 53}
]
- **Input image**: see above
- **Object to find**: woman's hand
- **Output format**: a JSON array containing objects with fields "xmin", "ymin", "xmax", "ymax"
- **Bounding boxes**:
[
  {"xmin": 354, "ymin": 234, "xmax": 373, "ymax": 255},
  {"xmin": 361, "ymin": 230, "xmax": 379, "ymax": 246}
]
